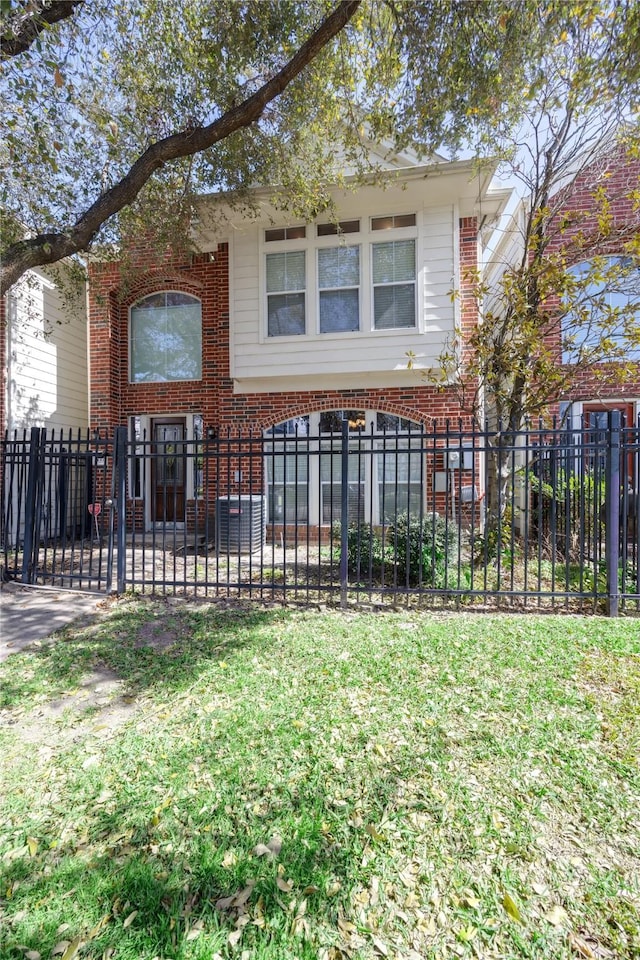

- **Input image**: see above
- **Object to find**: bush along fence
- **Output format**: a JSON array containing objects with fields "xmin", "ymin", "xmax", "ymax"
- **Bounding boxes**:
[{"xmin": 1, "ymin": 413, "xmax": 638, "ymax": 614}]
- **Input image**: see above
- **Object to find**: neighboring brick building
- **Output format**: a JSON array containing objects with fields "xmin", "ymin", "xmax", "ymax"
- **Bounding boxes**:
[
  {"xmin": 88, "ymin": 153, "xmax": 507, "ymax": 532},
  {"xmin": 549, "ymin": 147, "xmax": 640, "ymax": 431}
]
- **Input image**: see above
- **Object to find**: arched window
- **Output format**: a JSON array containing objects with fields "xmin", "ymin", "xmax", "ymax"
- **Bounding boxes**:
[
  {"xmin": 130, "ymin": 291, "xmax": 202, "ymax": 383},
  {"xmin": 563, "ymin": 256, "xmax": 640, "ymax": 363},
  {"xmin": 264, "ymin": 410, "xmax": 424, "ymax": 524}
]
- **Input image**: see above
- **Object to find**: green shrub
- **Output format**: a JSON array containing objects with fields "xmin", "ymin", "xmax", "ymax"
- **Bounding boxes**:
[
  {"xmin": 332, "ymin": 521, "xmax": 384, "ymax": 580},
  {"xmin": 388, "ymin": 512, "xmax": 458, "ymax": 587},
  {"xmin": 333, "ymin": 513, "xmax": 458, "ymax": 588}
]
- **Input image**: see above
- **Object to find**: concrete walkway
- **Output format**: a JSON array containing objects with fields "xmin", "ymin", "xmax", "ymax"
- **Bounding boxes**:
[{"xmin": 0, "ymin": 581, "xmax": 104, "ymax": 661}]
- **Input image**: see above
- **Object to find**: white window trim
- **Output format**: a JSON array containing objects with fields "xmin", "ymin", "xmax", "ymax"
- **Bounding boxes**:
[
  {"xmin": 128, "ymin": 291, "xmax": 203, "ymax": 384},
  {"xmin": 264, "ymin": 410, "xmax": 425, "ymax": 525},
  {"xmin": 128, "ymin": 413, "xmax": 201, "ymax": 516},
  {"xmin": 259, "ymin": 215, "xmax": 420, "ymax": 343}
]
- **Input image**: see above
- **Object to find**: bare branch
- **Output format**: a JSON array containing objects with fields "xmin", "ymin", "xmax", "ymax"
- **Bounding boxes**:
[{"xmin": 1, "ymin": 1, "xmax": 83, "ymax": 58}]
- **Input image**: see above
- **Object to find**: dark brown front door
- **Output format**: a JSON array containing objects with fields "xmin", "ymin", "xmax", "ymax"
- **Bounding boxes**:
[{"xmin": 151, "ymin": 418, "xmax": 186, "ymax": 523}]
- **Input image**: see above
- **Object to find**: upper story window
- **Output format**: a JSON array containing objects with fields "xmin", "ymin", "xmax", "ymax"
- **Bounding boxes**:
[
  {"xmin": 371, "ymin": 213, "xmax": 416, "ymax": 231},
  {"xmin": 317, "ymin": 220, "xmax": 360, "ymax": 236},
  {"xmin": 372, "ymin": 239, "xmax": 416, "ymax": 329},
  {"xmin": 265, "ymin": 225, "xmax": 306, "ymax": 242},
  {"xmin": 318, "ymin": 246, "xmax": 360, "ymax": 333},
  {"xmin": 264, "ymin": 213, "xmax": 417, "ymax": 338},
  {"xmin": 130, "ymin": 291, "xmax": 202, "ymax": 383},
  {"xmin": 266, "ymin": 251, "xmax": 306, "ymax": 337},
  {"xmin": 563, "ymin": 256, "xmax": 640, "ymax": 363}
]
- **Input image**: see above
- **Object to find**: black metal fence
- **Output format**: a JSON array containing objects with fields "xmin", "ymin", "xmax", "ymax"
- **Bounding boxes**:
[{"xmin": 2, "ymin": 413, "xmax": 638, "ymax": 614}]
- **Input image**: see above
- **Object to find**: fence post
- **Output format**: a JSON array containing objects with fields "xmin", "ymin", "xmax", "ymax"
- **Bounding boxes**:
[
  {"xmin": 115, "ymin": 426, "xmax": 127, "ymax": 595},
  {"xmin": 340, "ymin": 418, "xmax": 349, "ymax": 608},
  {"xmin": 21, "ymin": 427, "xmax": 42, "ymax": 584},
  {"xmin": 605, "ymin": 410, "xmax": 621, "ymax": 617}
]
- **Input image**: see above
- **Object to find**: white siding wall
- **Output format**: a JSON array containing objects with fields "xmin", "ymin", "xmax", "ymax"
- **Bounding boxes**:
[
  {"xmin": 5, "ymin": 269, "xmax": 88, "ymax": 432},
  {"xmin": 230, "ymin": 181, "xmax": 459, "ymax": 391}
]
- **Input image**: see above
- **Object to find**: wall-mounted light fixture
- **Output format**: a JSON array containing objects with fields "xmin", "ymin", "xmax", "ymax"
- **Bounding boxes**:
[{"xmin": 206, "ymin": 426, "xmax": 217, "ymax": 440}]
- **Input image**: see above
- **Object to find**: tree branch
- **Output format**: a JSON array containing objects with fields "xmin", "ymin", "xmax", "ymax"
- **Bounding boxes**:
[
  {"xmin": 1, "ymin": 1, "xmax": 83, "ymax": 58},
  {"xmin": 1, "ymin": 0, "xmax": 360, "ymax": 295}
]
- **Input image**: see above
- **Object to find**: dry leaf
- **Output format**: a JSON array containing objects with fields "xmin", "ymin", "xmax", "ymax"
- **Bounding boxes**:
[
  {"xmin": 222, "ymin": 850, "xmax": 238, "ymax": 868},
  {"xmin": 51, "ymin": 944, "xmax": 70, "ymax": 957},
  {"xmin": 569, "ymin": 933, "xmax": 596, "ymax": 958},
  {"xmin": 25, "ymin": 952, "xmax": 41, "ymax": 960},
  {"xmin": 88, "ymin": 915, "xmax": 111, "ymax": 940},
  {"xmin": 372, "ymin": 937, "xmax": 389, "ymax": 956},
  {"xmin": 122, "ymin": 911, "xmax": 138, "ymax": 929},
  {"xmin": 502, "ymin": 892, "xmax": 524, "ymax": 923},
  {"xmin": 27, "ymin": 837, "xmax": 39, "ymax": 857},
  {"xmin": 267, "ymin": 836, "xmax": 282, "ymax": 856},
  {"xmin": 254, "ymin": 844, "xmax": 272, "ymax": 857},
  {"xmin": 215, "ymin": 895, "xmax": 235, "ymax": 912},
  {"xmin": 365, "ymin": 824, "xmax": 386, "ymax": 842},
  {"xmin": 277, "ymin": 877, "xmax": 293, "ymax": 893},
  {"xmin": 54, "ymin": 67, "xmax": 64, "ymax": 87},
  {"xmin": 60, "ymin": 937, "xmax": 82, "ymax": 960},
  {"xmin": 545, "ymin": 905, "xmax": 569, "ymax": 927},
  {"xmin": 233, "ymin": 883, "xmax": 254, "ymax": 908},
  {"xmin": 228, "ymin": 929, "xmax": 242, "ymax": 947}
]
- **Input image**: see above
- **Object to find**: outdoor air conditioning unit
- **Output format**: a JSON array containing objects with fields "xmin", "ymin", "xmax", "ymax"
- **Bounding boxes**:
[{"xmin": 216, "ymin": 495, "xmax": 266, "ymax": 553}]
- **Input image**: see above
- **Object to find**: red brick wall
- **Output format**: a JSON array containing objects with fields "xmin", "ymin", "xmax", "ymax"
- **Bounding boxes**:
[{"xmin": 545, "ymin": 146, "xmax": 640, "ymax": 403}]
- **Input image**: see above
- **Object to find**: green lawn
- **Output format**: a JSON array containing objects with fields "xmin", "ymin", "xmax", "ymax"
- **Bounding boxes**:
[{"xmin": 1, "ymin": 601, "xmax": 639, "ymax": 960}]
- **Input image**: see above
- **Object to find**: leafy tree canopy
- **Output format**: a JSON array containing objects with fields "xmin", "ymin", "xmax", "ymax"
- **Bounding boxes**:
[{"xmin": 0, "ymin": 0, "xmax": 591, "ymax": 295}]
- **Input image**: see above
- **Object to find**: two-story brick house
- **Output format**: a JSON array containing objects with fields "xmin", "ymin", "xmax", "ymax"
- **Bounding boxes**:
[{"xmin": 88, "ymin": 151, "xmax": 508, "ymax": 533}]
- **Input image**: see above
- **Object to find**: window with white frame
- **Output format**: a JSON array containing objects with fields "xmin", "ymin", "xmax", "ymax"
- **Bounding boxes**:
[
  {"xmin": 130, "ymin": 292, "xmax": 202, "ymax": 382},
  {"xmin": 372, "ymin": 239, "xmax": 416, "ymax": 329},
  {"xmin": 266, "ymin": 251, "xmax": 306, "ymax": 336},
  {"xmin": 264, "ymin": 214, "xmax": 417, "ymax": 337},
  {"xmin": 318, "ymin": 246, "xmax": 360, "ymax": 333},
  {"xmin": 264, "ymin": 410, "xmax": 424, "ymax": 524}
]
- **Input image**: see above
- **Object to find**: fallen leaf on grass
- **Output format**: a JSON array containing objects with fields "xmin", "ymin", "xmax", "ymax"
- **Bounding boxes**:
[
  {"xmin": 276, "ymin": 877, "xmax": 294, "ymax": 893},
  {"xmin": 185, "ymin": 919, "xmax": 205, "ymax": 941},
  {"xmin": 24, "ymin": 951, "xmax": 41, "ymax": 960},
  {"xmin": 502, "ymin": 892, "xmax": 524, "ymax": 923},
  {"xmin": 228, "ymin": 929, "xmax": 243, "ymax": 948},
  {"xmin": 544, "ymin": 905, "xmax": 569, "ymax": 927},
  {"xmin": 122, "ymin": 911, "xmax": 138, "ymax": 929},
  {"xmin": 216, "ymin": 882, "xmax": 255, "ymax": 912},
  {"xmin": 365, "ymin": 824, "xmax": 386, "ymax": 842},
  {"xmin": 569, "ymin": 932, "xmax": 596, "ymax": 957},
  {"xmin": 26, "ymin": 837, "xmax": 38, "ymax": 857},
  {"xmin": 372, "ymin": 937, "xmax": 389, "ymax": 956},
  {"xmin": 60, "ymin": 938, "xmax": 82, "ymax": 960},
  {"xmin": 254, "ymin": 835, "xmax": 282, "ymax": 858},
  {"xmin": 88, "ymin": 915, "xmax": 111, "ymax": 939}
]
